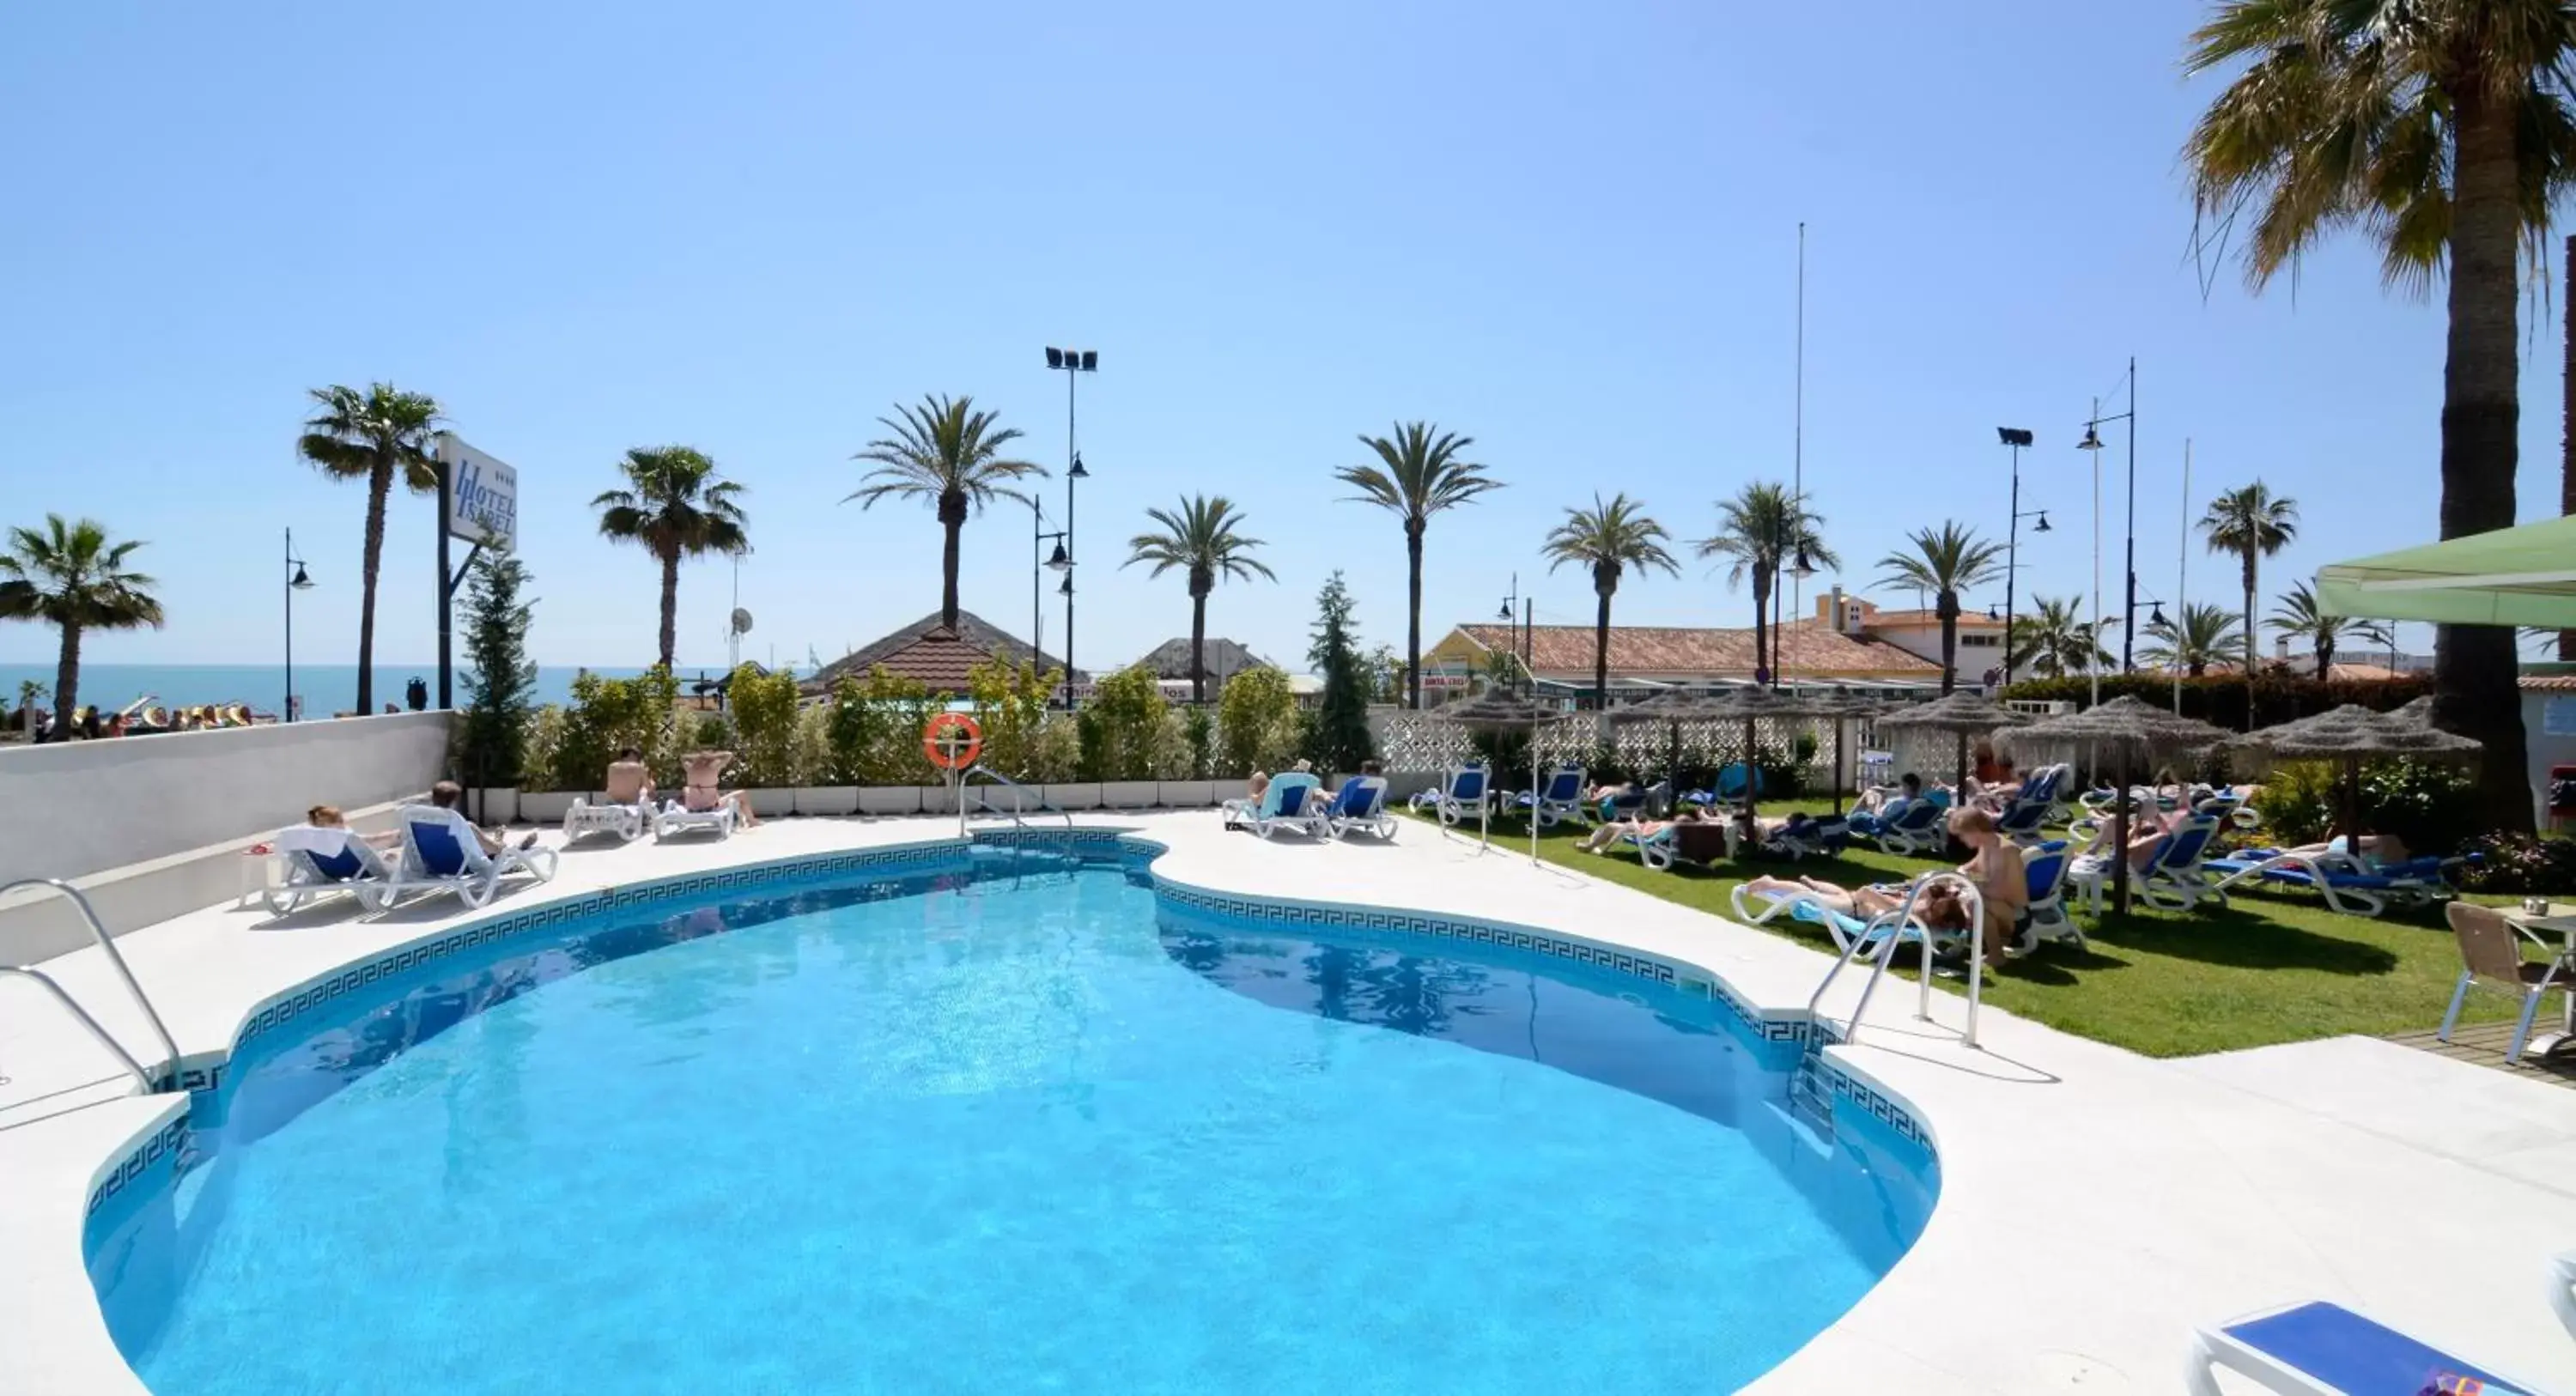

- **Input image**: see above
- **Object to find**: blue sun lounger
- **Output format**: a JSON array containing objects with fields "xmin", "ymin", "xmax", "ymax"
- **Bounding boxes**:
[
  {"xmin": 1407, "ymin": 764, "xmax": 1493, "ymax": 826},
  {"xmin": 2186, "ymin": 1299, "xmax": 2537, "ymax": 1395},
  {"xmin": 1510, "ymin": 766, "xmax": 1588, "ymax": 828},
  {"xmin": 2208, "ymin": 845, "xmax": 2464, "ymax": 918}
]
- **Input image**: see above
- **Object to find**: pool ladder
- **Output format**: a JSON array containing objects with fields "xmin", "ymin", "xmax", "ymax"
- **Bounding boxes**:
[
  {"xmin": 1789, "ymin": 872, "xmax": 1985, "ymax": 1139},
  {"xmin": 960, "ymin": 766, "xmax": 1074, "ymax": 832},
  {"xmin": 0, "ymin": 877, "xmax": 181, "ymax": 1095}
]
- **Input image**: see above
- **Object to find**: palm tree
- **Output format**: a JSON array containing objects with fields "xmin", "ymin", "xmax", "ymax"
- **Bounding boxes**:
[
  {"xmin": 2202, "ymin": 483, "xmax": 2299, "ymax": 713},
  {"xmin": 297, "ymin": 383, "xmax": 442, "ymax": 713},
  {"xmin": 1692, "ymin": 483, "xmax": 1836, "ymax": 685},
  {"xmin": 1124, "ymin": 495, "xmax": 1276, "ymax": 703},
  {"xmin": 1874, "ymin": 522, "xmax": 2003, "ymax": 694},
  {"xmin": 2007, "ymin": 594, "xmax": 2111, "ymax": 679},
  {"xmin": 847, "ymin": 395, "xmax": 1047, "ymax": 634},
  {"xmin": 1335, "ymin": 422, "xmax": 1503, "ymax": 708},
  {"xmin": 1540, "ymin": 494, "xmax": 1680, "ymax": 708},
  {"xmin": 2182, "ymin": 1, "xmax": 2574, "ymax": 823},
  {"xmin": 593, "ymin": 446, "xmax": 750, "ymax": 670},
  {"xmin": 2268, "ymin": 580, "xmax": 2390, "ymax": 681},
  {"xmin": 2140, "ymin": 602, "xmax": 2245, "ymax": 678},
  {"xmin": 0, "ymin": 515, "xmax": 165, "ymax": 722}
]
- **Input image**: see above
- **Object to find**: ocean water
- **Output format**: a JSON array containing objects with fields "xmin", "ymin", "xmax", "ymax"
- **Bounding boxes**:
[
  {"xmin": 0, "ymin": 663, "xmax": 727, "ymax": 716},
  {"xmin": 92, "ymin": 853, "xmax": 1933, "ymax": 1395}
]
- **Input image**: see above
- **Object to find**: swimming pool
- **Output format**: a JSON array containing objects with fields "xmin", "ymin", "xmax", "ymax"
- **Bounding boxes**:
[{"xmin": 88, "ymin": 841, "xmax": 1935, "ymax": 1394}]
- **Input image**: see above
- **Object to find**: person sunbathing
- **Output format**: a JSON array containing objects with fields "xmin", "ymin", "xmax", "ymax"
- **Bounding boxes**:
[
  {"xmin": 1951, "ymin": 807, "xmax": 2027, "ymax": 970},
  {"xmin": 427, "ymin": 781, "xmax": 541, "ymax": 852},
  {"xmin": 2074, "ymin": 801, "xmax": 2189, "ymax": 875},
  {"xmin": 1855, "ymin": 773, "xmax": 1921, "ymax": 816},
  {"xmin": 1743, "ymin": 875, "xmax": 1972, "ymax": 935},
  {"xmin": 604, "ymin": 746, "xmax": 654, "ymax": 807},
  {"xmin": 2282, "ymin": 832, "xmax": 2410, "ymax": 865},
  {"xmin": 1577, "ymin": 804, "xmax": 1704, "ymax": 853},
  {"xmin": 677, "ymin": 751, "xmax": 759, "ymax": 828},
  {"xmin": 306, "ymin": 804, "xmax": 400, "ymax": 851}
]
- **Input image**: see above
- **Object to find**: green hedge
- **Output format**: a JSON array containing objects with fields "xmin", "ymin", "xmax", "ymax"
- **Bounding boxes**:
[{"xmin": 1998, "ymin": 671, "xmax": 2431, "ymax": 730}]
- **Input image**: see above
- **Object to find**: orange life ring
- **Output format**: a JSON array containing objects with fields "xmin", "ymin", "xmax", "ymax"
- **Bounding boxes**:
[{"xmin": 922, "ymin": 713, "xmax": 983, "ymax": 771}]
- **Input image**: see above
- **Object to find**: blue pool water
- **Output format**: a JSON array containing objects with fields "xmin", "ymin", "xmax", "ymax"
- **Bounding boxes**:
[{"xmin": 91, "ymin": 847, "xmax": 1934, "ymax": 1394}]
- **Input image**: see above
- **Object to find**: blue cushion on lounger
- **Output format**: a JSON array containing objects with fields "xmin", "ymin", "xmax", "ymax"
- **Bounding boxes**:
[{"xmin": 2221, "ymin": 1301, "xmax": 2520, "ymax": 1394}]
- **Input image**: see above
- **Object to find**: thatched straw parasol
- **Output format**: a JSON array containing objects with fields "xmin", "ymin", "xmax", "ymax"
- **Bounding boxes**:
[
  {"xmin": 2227, "ymin": 703, "xmax": 2482, "ymax": 851},
  {"xmin": 1874, "ymin": 691, "xmax": 2037, "ymax": 793},
  {"xmin": 1606, "ymin": 689, "xmax": 1737, "ymax": 795},
  {"xmin": 1430, "ymin": 692, "xmax": 1577, "ymax": 859},
  {"xmin": 2000, "ymin": 696, "xmax": 2234, "ymax": 913}
]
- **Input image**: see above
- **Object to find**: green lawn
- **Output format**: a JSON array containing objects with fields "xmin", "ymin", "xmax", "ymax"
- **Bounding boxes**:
[{"xmin": 1412, "ymin": 800, "xmax": 2543, "ymax": 1059}]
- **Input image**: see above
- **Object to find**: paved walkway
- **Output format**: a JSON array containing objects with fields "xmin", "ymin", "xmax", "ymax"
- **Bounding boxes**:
[{"xmin": 5, "ymin": 811, "xmax": 2575, "ymax": 1394}]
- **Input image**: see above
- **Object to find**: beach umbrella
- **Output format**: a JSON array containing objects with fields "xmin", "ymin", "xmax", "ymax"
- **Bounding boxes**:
[
  {"xmin": 2000, "ymin": 696, "xmax": 2233, "ymax": 913},
  {"xmin": 1684, "ymin": 686, "xmax": 1874, "ymax": 817},
  {"xmin": 1607, "ymin": 689, "xmax": 1734, "ymax": 792},
  {"xmin": 1874, "ymin": 691, "xmax": 2037, "ymax": 794},
  {"xmin": 2225, "ymin": 703, "xmax": 2482, "ymax": 853}
]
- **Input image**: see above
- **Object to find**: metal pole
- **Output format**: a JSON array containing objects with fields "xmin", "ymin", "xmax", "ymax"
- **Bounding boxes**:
[
  {"xmin": 2177, "ymin": 439, "xmax": 2190, "ymax": 714},
  {"xmin": 283, "ymin": 527, "xmax": 295, "ymax": 723},
  {"xmin": 435, "ymin": 457, "xmax": 453, "ymax": 709},
  {"xmin": 1064, "ymin": 371, "xmax": 1077, "ymax": 705},
  {"xmin": 1032, "ymin": 501, "xmax": 1042, "ymax": 672},
  {"xmin": 2089, "ymin": 398, "xmax": 2102, "ymax": 709},
  {"xmin": 2003, "ymin": 445, "xmax": 2020, "ymax": 687},
  {"xmin": 1792, "ymin": 222, "xmax": 1804, "ymax": 640},
  {"xmin": 2122, "ymin": 357, "xmax": 2137, "ymax": 675}
]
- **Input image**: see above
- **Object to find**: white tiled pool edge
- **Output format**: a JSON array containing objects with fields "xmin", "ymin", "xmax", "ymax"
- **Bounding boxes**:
[{"xmin": 9, "ymin": 812, "xmax": 2576, "ymax": 1395}]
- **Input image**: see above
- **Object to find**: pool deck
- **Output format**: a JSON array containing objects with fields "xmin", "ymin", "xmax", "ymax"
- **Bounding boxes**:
[{"xmin": 6, "ymin": 810, "xmax": 2575, "ymax": 1394}]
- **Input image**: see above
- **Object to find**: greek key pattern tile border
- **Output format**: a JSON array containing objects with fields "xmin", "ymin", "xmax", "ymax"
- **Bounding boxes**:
[
  {"xmin": 1820, "ymin": 1060, "xmax": 1935, "ymax": 1155},
  {"xmin": 85, "ymin": 1113, "xmax": 187, "ymax": 1217}
]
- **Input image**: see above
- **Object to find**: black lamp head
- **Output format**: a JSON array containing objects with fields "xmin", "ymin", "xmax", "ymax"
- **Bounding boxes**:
[
  {"xmin": 1059, "ymin": 575, "xmax": 1074, "ymax": 596},
  {"xmin": 290, "ymin": 564, "xmax": 313, "ymax": 590},
  {"xmin": 2076, "ymin": 425, "xmax": 2105, "ymax": 452},
  {"xmin": 2032, "ymin": 512, "xmax": 2052, "ymax": 534},
  {"xmin": 1045, "ymin": 347, "xmax": 1065, "ymax": 369},
  {"xmin": 2150, "ymin": 604, "xmax": 2171, "ymax": 628},
  {"xmin": 1068, "ymin": 453, "xmax": 1090, "ymax": 480},
  {"xmin": 1987, "ymin": 604, "xmax": 2001, "ymax": 622},
  {"xmin": 1996, "ymin": 427, "xmax": 2033, "ymax": 447},
  {"xmin": 1790, "ymin": 546, "xmax": 1815, "ymax": 579},
  {"xmin": 1498, "ymin": 600, "xmax": 1514, "ymax": 621},
  {"xmin": 1079, "ymin": 350, "xmax": 1097, "ymax": 371}
]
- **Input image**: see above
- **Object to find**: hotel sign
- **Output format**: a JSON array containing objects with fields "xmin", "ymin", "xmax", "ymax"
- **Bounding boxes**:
[{"xmin": 435, "ymin": 434, "xmax": 519, "ymax": 549}]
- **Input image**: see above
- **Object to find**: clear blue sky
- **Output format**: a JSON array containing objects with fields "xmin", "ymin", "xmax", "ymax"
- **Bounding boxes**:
[{"xmin": 0, "ymin": 0, "xmax": 2550, "ymax": 677}]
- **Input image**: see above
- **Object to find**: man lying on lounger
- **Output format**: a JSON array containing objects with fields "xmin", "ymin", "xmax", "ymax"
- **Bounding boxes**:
[
  {"xmin": 1577, "ymin": 804, "xmax": 1705, "ymax": 853},
  {"xmin": 427, "ymin": 781, "xmax": 541, "ymax": 853}
]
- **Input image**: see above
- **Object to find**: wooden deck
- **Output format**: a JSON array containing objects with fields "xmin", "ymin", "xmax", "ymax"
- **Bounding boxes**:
[{"xmin": 2386, "ymin": 1021, "xmax": 2576, "ymax": 1090}]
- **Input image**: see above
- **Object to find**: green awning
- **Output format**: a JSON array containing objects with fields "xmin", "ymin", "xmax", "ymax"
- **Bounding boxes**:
[{"xmin": 2313, "ymin": 515, "xmax": 2576, "ymax": 628}]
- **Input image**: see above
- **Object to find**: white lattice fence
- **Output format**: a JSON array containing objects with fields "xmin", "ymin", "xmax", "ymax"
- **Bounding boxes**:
[{"xmin": 1370, "ymin": 711, "xmax": 1835, "ymax": 786}]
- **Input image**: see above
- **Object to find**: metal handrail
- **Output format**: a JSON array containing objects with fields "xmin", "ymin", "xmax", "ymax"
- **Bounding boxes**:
[
  {"xmin": 0, "ymin": 966, "xmax": 158, "ymax": 1093},
  {"xmin": 1800, "ymin": 871, "xmax": 1985, "ymax": 1052},
  {"xmin": 0, "ymin": 877, "xmax": 181, "ymax": 1088},
  {"xmin": 962, "ymin": 767, "xmax": 1074, "ymax": 830}
]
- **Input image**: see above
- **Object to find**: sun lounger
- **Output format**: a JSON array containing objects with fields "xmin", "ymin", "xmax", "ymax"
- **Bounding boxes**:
[
  {"xmin": 2208, "ymin": 846, "xmax": 2462, "ymax": 918},
  {"xmin": 563, "ymin": 792, "xmax": 653, "ymax": 844},
  {"xmin": 1406, "ymin": 764, "xmax": 1493, "ymax": 827},
  {"xmin": 1511, "ymin": 766, "xmax": 1588, "ymax": 828},
  {"xmin": 264, "ymin": 825, "xmax": 393, "ymax": 916},
  {"xmin": 1728, "ymin": 881, "xmax": 1952, "ymax": 958},
  {"xmin": 1323, "ymin": 776, "xmax": 1396, "ymax": 841},
  {"xmin": 1246, "ymin": 772, "xmax": 1324, "ymax": 840},
  {"xmin": 1762, "ymin": 816, "xmax": 1850, "ymax": 861},
  {"xmin": 1865, "ymin": 798, "xmax": 1948, "ymax": 857},
  {"xmin": 386, "ymin": 805, "xmax": 557, "ymax": 912},
  {"xmin": 656, "ymin": 797, "xmax": 738, "ymax": 840},
  {"xmin": 2552, "ymin": 1250, "xmax": 2576, "ymax": 1340},
  {"xmin": 2070, "ymin": 815, "xmax": 2225, "ymax": 913},
  {"xmin": 2184, "ymin": 1299, "xmax": 2537, "ymax": 1395},
  {"xmin": 2017, "ymin": 839, "xmax": 2082, "ymax": 951}
]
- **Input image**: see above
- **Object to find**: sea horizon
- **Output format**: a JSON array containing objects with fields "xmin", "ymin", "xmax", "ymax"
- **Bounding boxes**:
[{"xmin": 0, "ymin": 663, "xmax": 743, "ymax": 716}]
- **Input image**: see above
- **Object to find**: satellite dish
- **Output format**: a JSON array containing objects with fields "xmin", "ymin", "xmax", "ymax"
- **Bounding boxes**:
[{"xmin": 730, "ymin": 608, "xmax": 754, "ymax": 636}]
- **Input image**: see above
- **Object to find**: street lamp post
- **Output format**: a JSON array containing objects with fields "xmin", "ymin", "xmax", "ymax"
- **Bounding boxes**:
[
  {"xmin": 1044, "ymin": 347, "xmax": 1097, "ymax": 705},
  {"xmin": 1995, "ymin": 428, "xmax": 2049, "ymax": 687},
  {"xmin": 283, "ymin": 528, "xmax": 313, "ymax": 721},
  {"xmin": 1034, "ymin": 506, "xmax": 1068, "ymax": 672},
  {"xmin": 2078, "ymin": 360, "xmax": 2138, "ymax": 672},
  {"xmin": 1496, "ymin": 577, "xmax": 1533, "ymax": 697}
]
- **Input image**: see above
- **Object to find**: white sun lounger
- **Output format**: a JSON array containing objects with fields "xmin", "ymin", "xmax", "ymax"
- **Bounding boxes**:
[
  {"xmin": 386, "ymin": 805, "xmax": 557, "ymax": 912},
  {"xmin": 563, "ymin": 792, "xmax": 653, "ymax": 844},
  {"xmin": 264, "ymin": 824, "xmax": 394, "ymax": 916},
  {"xmin": 656, "ymin": 797, "xmax": 738, "ymax": 841},
  {"xmin": 2185, "ymin": 1298, "xmax": 2537, "ymax": 1395}
]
